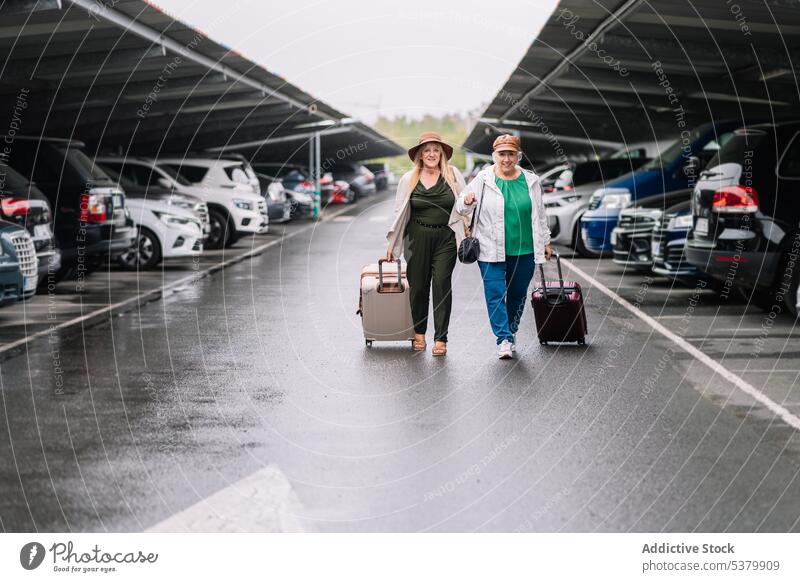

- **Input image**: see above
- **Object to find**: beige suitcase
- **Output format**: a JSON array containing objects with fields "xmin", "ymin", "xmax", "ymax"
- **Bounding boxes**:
[{"xmin": 357, "ymin": 259, "xmax": 415, "ymax": 348}]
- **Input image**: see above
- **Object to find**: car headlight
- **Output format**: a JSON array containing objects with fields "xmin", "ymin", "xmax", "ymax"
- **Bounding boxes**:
[
  {"xmin": 154, "ymin": 211, "xmax": 193, "ymax": 226},
  {"xmin": 563, "ymin": 194, "xmax": 582, "ymax": 204},
  {"xmin": 669, "ymin": 214, "xmax": 693, "ymax": 229},
  {"xmin": 600, "ymin": 192, "xmax": 632, "ymax": 210},
  {"xmin": 233, "ymin": 199, "xmax": 254, "ymax": 211}
]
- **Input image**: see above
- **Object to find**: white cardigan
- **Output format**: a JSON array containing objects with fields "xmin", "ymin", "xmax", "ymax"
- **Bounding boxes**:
[
  {"xmin": 454, "ymin": 164, "xmax": 551, "ymax": 264},
  {"xmin": 385, "ymin": 166, "xmax": 467, "ymax": 259}
]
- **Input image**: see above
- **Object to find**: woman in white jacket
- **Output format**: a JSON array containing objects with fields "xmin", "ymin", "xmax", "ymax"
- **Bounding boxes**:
[
  {"xmin": 456, "ymin": 134, "xmax": 553, "ymax": 359},
  {"xmin": 385, "ymin": 132, "xmax": 467, "ymax": 356}
]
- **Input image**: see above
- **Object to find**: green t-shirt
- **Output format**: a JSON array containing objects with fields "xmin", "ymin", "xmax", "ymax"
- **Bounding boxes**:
[{"xmin": 495, "ymin": 173, "xmax": 533, "ymax": 256}]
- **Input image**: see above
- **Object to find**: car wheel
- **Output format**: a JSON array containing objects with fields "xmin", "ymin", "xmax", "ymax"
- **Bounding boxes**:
[
  {"xmin": 206, "ymin": 209, "xmax": 230, "ymax": 250},
  {"xmin": 779, "ymin": 246, "xmax": 800, "ymax": 317},
  {"xmin": 225, "ymin": 215, "xmax": 240, "ymax": 247},
  {"xmin": 345, "ymin": 188, "xmax": 356, "ymax": 204},
  {"xmin": 573, "ymin": 218, "xmax": 600, "ymax": 258},
  {"xmin": 117, "ymin": 227, "xmax": 162, "ymax": 270}
]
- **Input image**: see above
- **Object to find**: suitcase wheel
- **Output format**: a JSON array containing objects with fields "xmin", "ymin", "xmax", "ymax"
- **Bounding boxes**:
[{"xmin": 365, "ymin": 340, "xmax": 373, "ymax": 348}]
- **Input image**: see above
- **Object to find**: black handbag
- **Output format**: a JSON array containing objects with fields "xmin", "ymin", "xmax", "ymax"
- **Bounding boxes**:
[{"xmin": 457, "ymin": 182, "xmax": 486, "ymax": 264}]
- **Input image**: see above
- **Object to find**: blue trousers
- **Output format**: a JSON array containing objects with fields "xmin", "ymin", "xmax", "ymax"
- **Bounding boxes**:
[{"xmin": 478, "ymin": 253, "xmax": 536, "ymax": 344}]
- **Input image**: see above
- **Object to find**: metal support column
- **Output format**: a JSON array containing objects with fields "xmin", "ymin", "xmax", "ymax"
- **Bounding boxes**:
[{"xmin": 310, "ymin": 131, "xmax": 322, "ymax": 219}]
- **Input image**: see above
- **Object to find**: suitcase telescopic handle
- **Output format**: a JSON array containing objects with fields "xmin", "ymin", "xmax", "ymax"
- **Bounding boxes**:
[
  {"xmin": 378, "ymin": 258, "xmax": 402, "ymax": 292},
  {"xmin": 538, "ymin": 251, "xmax": 565, "ymax": 299}
]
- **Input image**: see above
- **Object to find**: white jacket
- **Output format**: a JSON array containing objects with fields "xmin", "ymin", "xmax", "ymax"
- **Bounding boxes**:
[
  {"xmin": 455, "ymin": 164, "xmax": 551, "ymax": 264},
  {"xmin": 385, "ymin": 166, "xmax": 467, "ymax": 259}
]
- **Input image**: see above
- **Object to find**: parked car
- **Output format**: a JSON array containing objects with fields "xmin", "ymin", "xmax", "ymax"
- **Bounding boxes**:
[
  {"xmin": 95, "ymin": 167, "xmax": 205, "ymax": 270},
  {"xmin": 328, "ymin": 162, "xmax": 376, "ymax": 201},
  {"xmin": 286, "ymin": 190, "xmax": 313, "ymax": 219},
  {"xmin": 611, "ymin": 189, "xmax": 692, "ymax": 271},
  {"xmin": 252, "ymin": 163, "xmax": 335, "ymax": 206},
  {"xmin": 97, "ymin": 156, "xmax": 265, "ymax": 249},
  {"xmin": 0, "ymin": 219, "xmax": 37, "ymax": 305},
  {"xmin": 547, "ymin": 157, "xmax": 651, "ymax": 193},
  {"xmin": 580, "ymin": 119, "xmax": 759, "ymax": 254},
  {"xmin": 651, "ymin": 200, "xmax": 705, "ymax": 280},
  {"xmin": 0, "ymin": 163, "xmax": 61, "ymax": 284},
  {"xmin": 6, "ymin": 137, "xmax": 134, "ymax": 280},
  {"xmin": 545, "ymin": 180, "xmax": 607, "ymax": 256},
  {"xmin": 160, "ymin": 156, "xmax": 260, "ymax": 195},
  {"xmin": 608, "ymin": 140, "xmax": 674, "ymax": 160},
  {"xmin": 254, "ymin": 173, "xmax": 292, "ymax": 223},
  {"xmin": 97, "ymin": 164, "xmax": 210, "ymax": 235},
  {"xmin": 685, "ymin": 120, "xmax": 800, "ymax": 315},
  {"xmin": 466, "ymin": 161, "xmax": 489, "ymax": 183},
  {"xmin": 363, "ymin": 162, "xmax": 391, "ymax": 191}
]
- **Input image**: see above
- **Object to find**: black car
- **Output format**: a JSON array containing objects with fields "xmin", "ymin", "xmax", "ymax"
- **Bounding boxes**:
[
  {"xmin": 328, "ymin": 162, "xmax": 376, "ymax": 201},
  {"xmin": 651, "ymin": 200, "xmax": 706, "ymax": 280},
  {"xmin": 363, "ymin": 162, "xmax": 391, "ymax": 191},
  {"xmin": 0, "ymin": 163, "xmax": 60, "ymax": 285},
  {"xmin": 611, "ymin": 189, "xmax": 692, "ymax": 271},
  {"xmin": 5, "ymin": 137, "xmax": 134, "ymax": 280},
  {"xmin": 685, "ymin": 121, "xmax": 800, "ymax": 314}
]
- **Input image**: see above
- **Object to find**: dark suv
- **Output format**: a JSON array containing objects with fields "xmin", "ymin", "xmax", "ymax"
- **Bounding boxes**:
[
  {"xmin": 685, "ymin": 121, "xmax": 800, "ymax": 314},
  {"xmin": 4, "ymin": 137, "xmax": 134, "ymax": 280},
  {"xmin": 0, "ymin": 163, "xmax": 60, "ymax": 285},
  {"xmin": 0, "ymin": 219, "xmax": 38, "ymax": 305},
  {"xmin": 328, "ymin": 162, "xmax": 376, "ymax": 201}
]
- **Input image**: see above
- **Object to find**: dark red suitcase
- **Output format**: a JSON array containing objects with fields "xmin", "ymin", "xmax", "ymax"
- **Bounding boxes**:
[{"xmin": 531, "ymin": 253, "xmax": 588, "ymax": 345}]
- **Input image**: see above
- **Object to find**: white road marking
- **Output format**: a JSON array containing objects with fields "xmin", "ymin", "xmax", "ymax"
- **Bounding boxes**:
[
  {"xmin": 368, "ymin": 215, "xmax": 389, "ymax": 222},
  {"xmin": 0, "ymin": 204, "xmax": 355, "ymax": 355},
  {"xmin": 146, "ymin": 465, "xmax": 306, "ymax": 532},
  {"xmin": 331, "ymin": 215, "xmax": 354, "ymax": 222},
  {"xmin": 562, "ymin": 257, "xmax": 800, "ymax": 432}
]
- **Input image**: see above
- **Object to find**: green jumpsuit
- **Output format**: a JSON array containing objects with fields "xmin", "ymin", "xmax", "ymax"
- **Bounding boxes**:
[{"xmin": 404, "ymin": 175, "xmax": 457, "ymax": 343}]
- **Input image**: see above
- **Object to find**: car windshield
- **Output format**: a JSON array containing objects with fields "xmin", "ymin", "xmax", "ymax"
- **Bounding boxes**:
[
  {"xmin": 157, "ymin": 163, "xmax": 192, "ymax": 186},
  {"xmin": 61, "ymin": 147, "xmax": 111, "ymax": 181},
  {"xmin": 0, "ymin": 164, "xmax": 30, "ymax": 192},
  {"xmin": 641, "ymin": 132, "xmax": 700, "ymax": 171}
]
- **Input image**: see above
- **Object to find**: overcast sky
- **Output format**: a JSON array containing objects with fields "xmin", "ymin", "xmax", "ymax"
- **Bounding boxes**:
[{"xmin": 152, "ymin": 0, "xmax": 557, "ymax": 121}]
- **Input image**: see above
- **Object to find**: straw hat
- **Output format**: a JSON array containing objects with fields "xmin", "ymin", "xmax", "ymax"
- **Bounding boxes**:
[{"xmin": 407, "ymin": 131, "xmax": 454, "ymax": 162}]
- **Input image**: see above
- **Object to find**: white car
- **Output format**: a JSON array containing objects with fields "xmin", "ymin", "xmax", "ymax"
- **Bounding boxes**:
[
  {"xmin": 120, "ymin": 197, "xmax": 203, "ymax": 270},
  {"xmin": 543, "ymin": 181, "xmax": 601, "ymax": 256},
  {"xmin": 97, "ymin": 157, "xmax": 266, "ymax": 249},
  {"xmin": 158, "ymin": 157, "xmax": 261, "ymax": 196}
]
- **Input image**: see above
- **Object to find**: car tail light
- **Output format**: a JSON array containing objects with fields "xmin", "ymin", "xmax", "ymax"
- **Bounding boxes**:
[
  {"xmin": 79, "ymin": 193, "xmax": 108, "ymax": 223},
  {"xmin": 0, "ymin": 197, "xmax": 32, "ymax": 216},
  {"xmin": 712, "ymin": 185, "xmax": 759, "ymax": 213},
  {"xmin": 320, "ymin": 176, "xmax": 332, "ymax": 185},
  {"xmin": 301, "ymin": 180, "xmax": 312, "ymax": 189}
]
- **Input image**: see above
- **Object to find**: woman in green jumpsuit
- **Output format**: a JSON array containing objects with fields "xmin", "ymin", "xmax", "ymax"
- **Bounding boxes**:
[{"xmin": 385, "ymin": 132, "xmax": 467, "ymax": 356}]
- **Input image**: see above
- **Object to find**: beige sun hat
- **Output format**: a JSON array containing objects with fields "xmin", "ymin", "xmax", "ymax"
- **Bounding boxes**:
[{"xmin": 407, "ymin": 131, "xmax": 454, "ymax": 162}]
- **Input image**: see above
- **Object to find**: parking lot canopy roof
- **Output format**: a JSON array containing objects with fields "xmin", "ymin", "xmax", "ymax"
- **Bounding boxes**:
[
  {"xmin": 463, "ymin": 0, "xmax": 800, "ymax": 163},
  {"xmin": 0, "ymin": 0, "xmax": 403, "ymax": 162}
]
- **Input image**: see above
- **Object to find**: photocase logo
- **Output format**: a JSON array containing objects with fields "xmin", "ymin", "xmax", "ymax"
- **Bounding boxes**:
[{"xmin": 20, "ymin": 542, "xmax": 46, "ymax": 570}]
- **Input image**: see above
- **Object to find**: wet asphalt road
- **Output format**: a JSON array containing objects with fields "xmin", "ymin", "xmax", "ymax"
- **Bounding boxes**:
[{"xmin": 1, "ymin": 189, "xmax": 800, "ymax": 533}]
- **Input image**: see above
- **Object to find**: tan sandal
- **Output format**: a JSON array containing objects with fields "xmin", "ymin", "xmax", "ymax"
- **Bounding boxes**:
[
  {"xmin": 412, "ymin": 335, "xmax": 427, "ymax": 351},
  {"xmin": 432, "ymin": 341, "xmax": 447, "ymax": 357}
]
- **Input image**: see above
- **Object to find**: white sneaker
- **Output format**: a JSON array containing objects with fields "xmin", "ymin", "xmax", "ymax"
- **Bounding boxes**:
[{"xmin": 498, "ymin": 340, "xmax": 513, "ymax": 359}]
